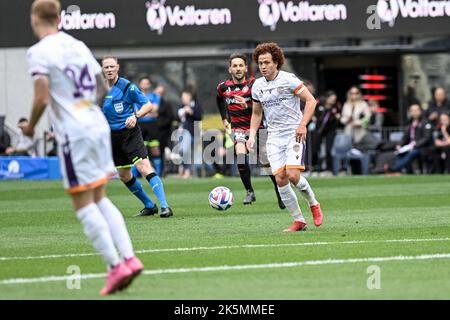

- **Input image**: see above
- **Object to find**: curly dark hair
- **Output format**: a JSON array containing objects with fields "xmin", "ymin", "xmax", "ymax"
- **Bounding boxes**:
[{"xmin": 252, "ymin": 42, "xmax": 285, "ymax": 70}]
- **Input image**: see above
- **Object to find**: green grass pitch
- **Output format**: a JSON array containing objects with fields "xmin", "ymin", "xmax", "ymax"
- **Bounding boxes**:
[{"xmin": 0, "ymin": 175, "xmax": 449, "ymax": 299}]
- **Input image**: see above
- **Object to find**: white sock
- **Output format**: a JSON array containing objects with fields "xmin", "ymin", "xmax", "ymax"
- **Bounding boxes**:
[
  {"xmin": 277, "ymin": 184, "xmax": 305, "ymax": 222},
  {"xmin": 76, "ymin": 203, "xmax": 120, "ymax": 267},
  {"xmin": 96, "ymin": 197, "xmax": 135, "ymax": 260},
  {"xmin": 296, "ymin": 176, "xmax": 319, "ymax": 206}
]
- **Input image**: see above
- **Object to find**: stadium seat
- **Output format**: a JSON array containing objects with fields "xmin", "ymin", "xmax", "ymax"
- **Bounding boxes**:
[{"xmin": 331, "ymin": 133, "xmax": 370, "ymax": 176}]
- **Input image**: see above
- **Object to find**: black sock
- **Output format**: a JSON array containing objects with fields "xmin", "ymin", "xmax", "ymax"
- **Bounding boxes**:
[
  {"xmin": 237, "ymin": 161, "xmax": 253, "ymax": 192},
  {"xmin": 269, "ymin": 174, "xmax": 281, "ymax": 197}
]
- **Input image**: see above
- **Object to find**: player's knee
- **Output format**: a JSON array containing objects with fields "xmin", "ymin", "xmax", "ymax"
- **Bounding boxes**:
[
  {"xmin": 287, "ymin": 172, "xmax": 300, "ymax": 185},
  {"xmin": 118, "ymin": 170, "xmax": 132, "ymax": 183},
  {"xmin": 136, "ymin": 160, "xmax": 154, "ymax": 177}
]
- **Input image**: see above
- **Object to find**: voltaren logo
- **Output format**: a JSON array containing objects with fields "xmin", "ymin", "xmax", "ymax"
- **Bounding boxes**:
[
  {"xmin": 258, "ymin": 0, "xmax": 347, "ymax": 31},
  {"xmin": 146, "ymin": 0, "xmax": 232, "ymax": 35},
  {"xmin": 377, "ymin": 0, "xmax": 450, "ymax": 27},
  {"xmin": 58, "ymin": 8, "xmax": 116, "ymax": 30}
]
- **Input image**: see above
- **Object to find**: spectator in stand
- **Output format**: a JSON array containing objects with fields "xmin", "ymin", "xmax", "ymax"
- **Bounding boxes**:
[
  {"xmin": 46, "ymin": 125, "xmax": 57, "ymax": 156},
  {"xmin": 340, "ymin": 86, "xmax": 371, "ymax": 144},
  {"xmin": 430, "ymin": 112, "xmax": 450, "ymax": 173},
  {"xmin": 0, "ymin": 116, "xmax": 12, "ymax": 155},
  {"xmin": 154, "ymin": 85, "xmax": 175, "ymax": 177},
  {"xmin": 5, "ymin": 118, "xmax": 35, "ymax": 156},
  {"xmin": 401, "ymin": 84, "xmax": 421, "ymax": 125},
  {"xmin": 367, "ymin": 100, "xmax": 384, "ymax": 132},
  {"xmin": 425, "ymin": 87, "xmax": 450, "ymax": 127},
  {"xmin": 388, "ymin": 104, "xmax": 433, "ymax": 174},
  {"xmin": 311, "ymin": 90, "xmax": 341, "ymax": 174},
  {"xmin": 176, "ymin": 89, "xmax": 203, "ymax": 178}
]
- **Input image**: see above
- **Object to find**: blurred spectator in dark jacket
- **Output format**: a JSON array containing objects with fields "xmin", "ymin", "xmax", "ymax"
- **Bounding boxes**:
[
  {"xmin": 367, "ymin": 100, "xmax": 384, "ymax": 132},
  {"xmin": 389, "ymin": 104, "xmax": 433, "ymax": 173},
  {"xmin": 154, "ymin": 85, "xmax": 175, "ymax": 177},
  {"xmin": 430, "ymin": 112, "xmax": 450, "ymax": 173},
  {"xmin": 5, "ymin": 118, "xmax": 35, "ymax": 156},
  {"xmin": 176, "ymin": 90, "xmax": 203, "ymax": 178},
  {"xmin": 425, "ymin": 87, "xmax": 450, "ymax": 126},
  {"xmin": 401, "ymin": 84, "xmax": 421, "ymax": 125},
  {"xmin": 311, "ymin": 90, "xmax": 341, "ymax": 173},
  {"xmin": 0, "ymin": 116, "xmax": 11, "ymax": 155}
]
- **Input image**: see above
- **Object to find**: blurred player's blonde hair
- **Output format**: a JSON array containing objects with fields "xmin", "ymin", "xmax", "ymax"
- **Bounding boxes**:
[{"xmin": 31, "ymin": 0, "xmax": 61, "ymax": 25}]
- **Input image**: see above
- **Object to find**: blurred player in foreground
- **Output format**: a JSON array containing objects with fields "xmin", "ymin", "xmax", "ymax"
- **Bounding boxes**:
[
  {"xmin": 247, "ymin": 43, "xmax": 324, "ymax": 232},
  {"xmin": 24, "ymin": 0, "xmax": 143, "ymax": 295},
  {"xmin": 217, "ymin": 53, "xmax": 285, "ymax": 209}
]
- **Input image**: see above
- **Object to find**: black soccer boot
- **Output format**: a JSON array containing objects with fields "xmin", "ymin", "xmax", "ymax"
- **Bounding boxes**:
[
  {"xmin": 160, "ymin": 207, "xmax": 173, "ymax": 218},
  {"xmin": 135, "ymin": 204, "xmax": 158, "ymax": 217}
]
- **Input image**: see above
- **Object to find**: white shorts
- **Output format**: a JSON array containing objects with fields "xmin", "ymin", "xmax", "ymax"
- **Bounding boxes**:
[
  {"xmin": 58, "ymin": 126, "xmax": 116, "ymax": 193},
  {"xmin": 266, "ymin": 131, "xmax": 306, "ymax": 175}
]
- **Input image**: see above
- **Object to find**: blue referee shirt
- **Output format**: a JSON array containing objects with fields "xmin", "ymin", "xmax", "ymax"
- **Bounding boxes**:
[{"xmin": 102, "ymin": 77, "xmax": 149, "ymax": 131}]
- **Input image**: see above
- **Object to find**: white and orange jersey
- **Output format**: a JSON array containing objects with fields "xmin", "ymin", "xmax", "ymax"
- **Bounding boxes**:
[
  {"xmin": 252, "ymin": 70, "xmax": 305, "ymax": 135},
  {"xmin": 26, "ymin": 31, "xmax": 106, "ymax": 142}
]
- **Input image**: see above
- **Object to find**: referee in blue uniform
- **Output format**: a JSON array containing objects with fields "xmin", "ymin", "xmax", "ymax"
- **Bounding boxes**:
[{"xmin": 101, "ymin": 55, "xmax": 173, "ymax": 218}]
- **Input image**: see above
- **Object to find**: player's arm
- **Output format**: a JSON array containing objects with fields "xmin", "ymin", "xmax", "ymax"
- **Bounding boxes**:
[
  {"xmin": 216, "ymin": 91, "xmax": 230, "ymax": 131},
  {"xmin": 247, "ymin": 101, "xmax": 263, "ymax": 152},
  {"xmin": 296, "ymin": 87, "xmax": 317, "ymax": 143},
  {"xmin": 136, "ymin": 101, "xmax": 157, "ymax": 119},
  {"xmin": 124, "ymin": 85, "xmax": 157, "ymax": 128},
  {"xmin": 23, "ymin": 76, "xmax": 50, "ymax": 137}
]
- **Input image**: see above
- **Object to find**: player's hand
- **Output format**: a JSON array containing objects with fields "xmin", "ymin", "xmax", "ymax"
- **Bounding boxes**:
[
  {"xmin": 222, "ymin": 119, "xmax": 231, "ymax": 132},
  {"xmin": 235, "ymin": 95, "xmax": 247, "ymax": 108},
  {"xmin": 125, "ymin": 115, "xmax": 137, "ymax": 129},
  {"xmin": 296, "ymin": 124, "xmax": 307, "ymax": 144},
  {"xmin": 22, "ymin": 124, "xmax": 35, "ymax": 137},
  {"xmin": 247, "ymin": 135, "xmax": 256, "ymax": 153}
]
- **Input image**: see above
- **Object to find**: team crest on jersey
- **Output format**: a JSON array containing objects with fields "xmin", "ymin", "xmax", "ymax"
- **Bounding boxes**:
[
  {"xmin": 114, "ymin": 102, "xmax": 124, "ymax": 113},
  {"xmin": 277, "ymin": 87, "xmax": 284, "ymax": 94},
  {"xmin": 293, "ymin": 143, "xmax": 301, "ymax": 153},
  {"xmin": 242, "ymin": 86, "xmax": 249, "ymax": 93}
]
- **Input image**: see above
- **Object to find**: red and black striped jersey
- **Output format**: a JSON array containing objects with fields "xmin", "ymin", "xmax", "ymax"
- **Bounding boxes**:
[{"xmin": 216, "ymin": 77, "xmax": 263, "ymax": 131}]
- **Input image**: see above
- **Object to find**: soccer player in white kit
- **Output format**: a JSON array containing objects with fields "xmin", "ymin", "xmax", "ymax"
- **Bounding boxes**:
[
  {"xmin": 247, "ymin": 43, "xmax": 324, "ymax": 232},
  {"xmin": 23, "ymin": 0, "xmax": 143, "ymax": 295}
]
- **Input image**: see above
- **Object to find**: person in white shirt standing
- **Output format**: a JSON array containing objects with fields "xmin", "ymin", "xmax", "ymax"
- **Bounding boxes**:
[
  {"xmin": 23, "ymin": 0, "xmax": 143, "ymax": 295},
  {"xmin": 247, "ymin": 42, "xmax": 324, "ymax": 232}
]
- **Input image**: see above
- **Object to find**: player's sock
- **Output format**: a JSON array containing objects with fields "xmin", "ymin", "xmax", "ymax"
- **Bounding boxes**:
[
  {"xmin": 277, "ymin": 184, "xmax": 305, "ymax": 222},
  {"xmin": 96, "ymin": 197, "xmax": 134, "ymax": 260},
  {"xmin": 125, "ymin": 176, "xmax": 155, "ymax": 208},
  {"xmin": 152, "ymin": 157, "xmax": 162, "ymax": 176},
  {"xmin": 146, "ymin": 172, "xmax": 169, "ymax": 208},
  {"xmin": 269, "ymin": 174, "xmax": 280, "ymax": 194},
  {"xmin": 295, "ymin": 176, "xmax": 319, "ymax": 206},
  {"xmin": 237, "ymin": 159, "xmax": 253, "ymax": 192},
  {"xmin": 76, "ymin": 203, "xmax": 120, "ymax": 267},
  {"xmin": 131, "ymin": 165, "xmax": 141, "ymax": 178}
]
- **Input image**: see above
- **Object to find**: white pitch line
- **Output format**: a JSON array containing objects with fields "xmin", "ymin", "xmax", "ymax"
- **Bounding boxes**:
[
  {"xmin": 1, "ymin": 237, "xmax": 449, "ymax": 262},
  {"xmin": 1, "ymin": 253, "xmax": 450, "ymax": 285}
]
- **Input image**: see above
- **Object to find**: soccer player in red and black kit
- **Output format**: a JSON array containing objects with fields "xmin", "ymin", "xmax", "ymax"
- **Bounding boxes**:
[{"xmin": 217, "ymin": 53, "xmax": 284, "ymax": 208}]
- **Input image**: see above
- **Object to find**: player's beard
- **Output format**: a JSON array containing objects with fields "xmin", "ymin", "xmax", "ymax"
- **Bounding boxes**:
[{"xmin": 232, "ymin": 74, "xmax": 245, "ymax": 83}]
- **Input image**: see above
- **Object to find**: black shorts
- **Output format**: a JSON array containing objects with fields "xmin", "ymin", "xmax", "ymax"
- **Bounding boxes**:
[
  {"xmin": 111, "ymin": 126, "xmax": 148, "ymax": 168},
  {"xmin": 232, "ymin": 129, "xmax": 270, "ymax": 167},
  {"xmin": 138, "ymin": 121, "xmax": 160, "ymax": 148}
]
